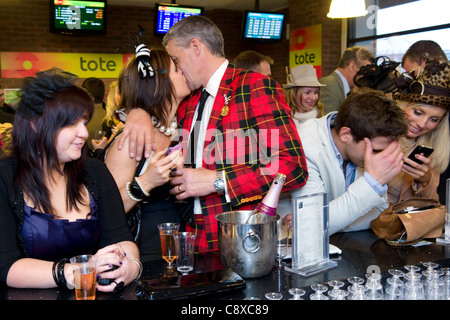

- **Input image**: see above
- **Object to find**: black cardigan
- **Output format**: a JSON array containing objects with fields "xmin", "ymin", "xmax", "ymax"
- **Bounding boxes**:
[{"xmin": 0, "ymin": 156, "xmax": 133, "ymax": 284}]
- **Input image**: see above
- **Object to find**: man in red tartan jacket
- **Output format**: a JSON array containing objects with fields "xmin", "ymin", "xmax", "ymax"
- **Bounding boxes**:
[{"xmin": 122, "ymin": 16, "xmax": 308, "ymax": 253}]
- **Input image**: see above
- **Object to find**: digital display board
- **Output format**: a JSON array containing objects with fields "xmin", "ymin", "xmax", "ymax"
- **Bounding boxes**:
[
  {"xmin": 242, "ymin": 11, "xmax": 285, "ymax": 43},
  {"xmin": 50, "ymin": 0, "xmax": 107, "ymax": 35},
  {"xmin": 154, "ymin": 3, "xmax": 203, "ymax": 36}
]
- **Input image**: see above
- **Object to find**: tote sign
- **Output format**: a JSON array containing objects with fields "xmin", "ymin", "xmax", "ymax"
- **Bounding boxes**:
[
  {"xmin": 1, "ymin": 52, "xmax": 133, "ymax": 78},
  {"xmin": 289, "ymin": 24, "xmax": 322, "ymax": 78}
]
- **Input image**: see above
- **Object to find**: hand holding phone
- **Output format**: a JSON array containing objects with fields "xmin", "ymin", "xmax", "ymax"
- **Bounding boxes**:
[
  {"xmin": 406, "ymin": 145, "xmax": 434, "ymax": 165},
  {"xmin": 166, "ymin": 143, "xmax": 182, "ymax": 156}
]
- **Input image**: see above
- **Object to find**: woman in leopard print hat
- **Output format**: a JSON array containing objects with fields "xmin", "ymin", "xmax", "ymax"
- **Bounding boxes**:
[{"xmin": 386, "ymin": 60, "xmax": 450, "ymax": 206}]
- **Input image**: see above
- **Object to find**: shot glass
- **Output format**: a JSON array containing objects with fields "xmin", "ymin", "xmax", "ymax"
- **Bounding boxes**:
[
  {"xmin": 70, "ymin": 254, "xmax": 97, "ymax": 300},
  {"xmin": 174, "ymin": 232, "xmax": 196, "ymax": 275}
]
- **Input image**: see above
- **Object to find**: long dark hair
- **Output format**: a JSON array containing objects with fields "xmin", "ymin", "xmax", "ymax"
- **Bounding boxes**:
[
  {"xmin": 118, "ymin": 49, "xmax": 175, "ymax": 127},
  {"xmin": 13, "ymin": 70, "xmax": 94, "ymax": 215}
]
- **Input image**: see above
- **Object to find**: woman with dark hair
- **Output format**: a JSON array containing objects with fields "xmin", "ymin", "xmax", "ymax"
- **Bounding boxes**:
[
  {"xmin": 103, "ymin": 45, "xmax": 190, "ymax": 262},
  {"xmin": 0, "ymin": 68, "xmax": 141, "ymax": 292}
]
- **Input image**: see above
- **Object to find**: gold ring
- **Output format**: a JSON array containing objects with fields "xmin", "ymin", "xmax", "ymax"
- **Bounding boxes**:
[{"xmin": 177, "ymin": 185, "xmax": 182, "ymax": 193}]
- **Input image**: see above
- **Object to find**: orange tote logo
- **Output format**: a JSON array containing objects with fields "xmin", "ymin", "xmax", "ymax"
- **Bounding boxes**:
[{"xmin": 1, "ymin": 52, "xmax": 131, "ymax": 78}]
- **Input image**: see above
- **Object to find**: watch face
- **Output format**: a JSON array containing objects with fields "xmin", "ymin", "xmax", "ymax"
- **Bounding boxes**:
[{"xmin": 215, "ymin": 179, "xmax": 225, "ymax": 194}]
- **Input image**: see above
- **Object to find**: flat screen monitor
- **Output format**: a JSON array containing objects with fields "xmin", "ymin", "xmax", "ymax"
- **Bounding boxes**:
[
  {"xmin": 242, "ymin": 11, "xmax": 285, "ymax": 43},
  {"xmin": 50, "ymin": 0, "xmax": 107, "ymax": 35},
  {"xmin": 154, "ymin": 3, "xmax": 204, "ymax": 37}
]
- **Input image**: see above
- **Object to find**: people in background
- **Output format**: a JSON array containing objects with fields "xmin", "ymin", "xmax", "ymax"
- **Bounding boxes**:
[
  {"xmin": 232, "ymin": 50, "xmax": 274, "ymax": 77},
  {"xmin": 402, "ymin": 40, "xmax": 448, "ymax": 76},
  {"xmin": 0, "ymin": 87, "xmax": 16, "ymax": 157},
  {"xmin": 0, "ymin": 86, "xmax": 16, "ymax": 124},
  {"xmin": 103, "ymin": 46, "xmax": 187, "ymax": 262},
  {"xmin": 91, "ymin": 80, "xmax": 122, "ymax": 151},
  {"xmin": 353, "ymin": 56, "xmax": 401, "ymax": 95},
  {"xmin": 389, "ymin": 60, "xmax": 450, "ymax": 204},
  {"xmin": 0, "ymin": 68, "xmax": 141, "ymax": 291},
  {"xmin": 102, "ymin": 80, "xmax": 121, "ymax": 140},
  {"xmin": 288, "ymin": 88, "xmax": 408, "ymax": 234},
  {"xmin": 319, "ymin": 46, "xmax": 374, "ymax": 114},
  {"xmin": 283, "ymin": 64, "xmax": 325, "ymax": 128},
  {"xmin": 82, "ymin": 77, "xmax": 106, "ymax": 150},
  {"xmin": 120, "ymin": 15, "xmax": 308, "ymax": 253}
]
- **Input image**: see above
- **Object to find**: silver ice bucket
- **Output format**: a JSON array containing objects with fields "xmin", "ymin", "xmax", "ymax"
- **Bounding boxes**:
[{"xmin": 216, "ymin": 210, "xmax": 279, "ymax": 278}]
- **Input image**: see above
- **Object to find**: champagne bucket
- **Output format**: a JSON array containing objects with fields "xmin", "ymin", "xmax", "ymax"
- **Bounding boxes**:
[{"xmin": 216, "ymin": 210, "xmax": 279, "ymax": 278}]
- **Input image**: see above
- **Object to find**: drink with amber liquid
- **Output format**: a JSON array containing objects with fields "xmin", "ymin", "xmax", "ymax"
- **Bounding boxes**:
[
  {"xmin": 157, "ymin": 223, "xmax": 180, "ymax": 269},
  {"xmin": 70, "ymin": 254, "xmax": 97, "ymax": 300},
  {"xmin": 73, "ymin": 267, "xmax": 96, "ymax": 300},
  {"xmin": 160, "ymin": 230, "xmax": 178, "ymax": 264}
]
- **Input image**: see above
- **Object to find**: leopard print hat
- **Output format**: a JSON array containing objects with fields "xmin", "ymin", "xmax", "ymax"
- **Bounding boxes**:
[{"xmin": 393, "ymin": 60, "xmax": 450, "ymax": 110}]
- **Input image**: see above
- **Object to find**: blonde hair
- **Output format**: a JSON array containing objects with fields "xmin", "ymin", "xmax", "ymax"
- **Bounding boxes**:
[
  {"xmin": 397, "ymin": 100, "xmax": 450, "ymax": 173},
  {"xmin": 103, "ymin": 81, "xmax": 119, "ymax": 125},
  {"xmin": 284, "ymin": 86, "xmax": 324, "ymax": 117}
]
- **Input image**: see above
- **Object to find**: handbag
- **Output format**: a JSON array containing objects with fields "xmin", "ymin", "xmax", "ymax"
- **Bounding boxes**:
[{"xmin": 370, "ymin": 197, "xmax": 445, "ymax": 246}]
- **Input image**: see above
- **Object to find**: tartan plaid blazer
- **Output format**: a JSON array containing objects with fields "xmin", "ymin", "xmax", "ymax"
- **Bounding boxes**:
[{"xmin": 177, "ymin": 63, "xmax": 308, "ymax": 253}]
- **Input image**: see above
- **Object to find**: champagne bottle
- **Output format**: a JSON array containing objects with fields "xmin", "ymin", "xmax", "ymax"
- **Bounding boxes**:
[{"xmin": 245, "ymin": 173, "xmax": 286, "ymax": 224}]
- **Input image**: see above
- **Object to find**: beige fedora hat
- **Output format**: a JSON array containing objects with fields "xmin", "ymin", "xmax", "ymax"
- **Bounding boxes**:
[{"xmin": 283, "ymin": 64, "xmax": 325, "ymax": 89}]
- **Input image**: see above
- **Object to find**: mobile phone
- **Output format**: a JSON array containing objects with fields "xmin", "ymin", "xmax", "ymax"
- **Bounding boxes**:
[
  {"xmin": 166, "ymin": 143, "xmax": 182, "ymax": 156},
  {"xmin": 407, "ymin": 145, "xmax": 434, "ymax": 165}
]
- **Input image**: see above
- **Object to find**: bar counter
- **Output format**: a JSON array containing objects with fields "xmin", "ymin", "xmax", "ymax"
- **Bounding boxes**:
[{"xmin": 1, "ymin": 229, "xmax": 449, "ymax": 301}]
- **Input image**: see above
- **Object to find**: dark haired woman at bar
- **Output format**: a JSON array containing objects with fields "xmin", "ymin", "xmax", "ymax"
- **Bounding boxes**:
[
  {"xmin": 103, "ymin": 44, "xmax": 190, "ymax": 262},
  {"xmin": 0, "ymin": 68, "xmax": 141, "ymax": 292}
]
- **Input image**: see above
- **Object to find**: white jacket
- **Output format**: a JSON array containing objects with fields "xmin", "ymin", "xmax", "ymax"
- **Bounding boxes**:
[{"xmin": 290, "ymin": 113, "xmax": 388, "ymax": 234}]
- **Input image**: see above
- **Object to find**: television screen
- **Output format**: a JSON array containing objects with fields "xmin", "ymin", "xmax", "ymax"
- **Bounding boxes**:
[
  {"xmin": 50, "ymin": 0, "xmax": 107, "ymax": 35},
  {"xmin": 154, "ymin": 3, "xmax": 203, "ymax": 36},
  {"xmin": 242, "ymin": 11, "xmax": 285, "ymax": 43}
]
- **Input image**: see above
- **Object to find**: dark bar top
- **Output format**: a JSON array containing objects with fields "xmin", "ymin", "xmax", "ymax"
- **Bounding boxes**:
[{"xmin": 1, "ymin": 230, "xmax": 448, "ymax": 301}]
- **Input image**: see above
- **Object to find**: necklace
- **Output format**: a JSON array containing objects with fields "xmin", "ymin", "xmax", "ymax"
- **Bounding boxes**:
[{"xmin": 151, "ymin": 116, "xmax": 177, "ymax": 136}]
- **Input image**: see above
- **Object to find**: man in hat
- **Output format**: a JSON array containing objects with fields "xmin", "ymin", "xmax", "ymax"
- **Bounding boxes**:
[
  {"xmin": 289, "ymin": 88, "xmax": 408, "ymax": 234},
  {"xmin": 319, "ymin": 46, "xmax": 373, "ymax": 114}
]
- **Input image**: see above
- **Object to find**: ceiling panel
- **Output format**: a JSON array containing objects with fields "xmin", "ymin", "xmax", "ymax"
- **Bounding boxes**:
[{"xmin": 107, "ymin": 0, "xmax": 289, "ymax": 11}]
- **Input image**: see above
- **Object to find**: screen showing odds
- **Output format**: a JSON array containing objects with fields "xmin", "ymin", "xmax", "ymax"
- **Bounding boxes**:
[
  {"xmin": 156, "ymin": 6, "xmax": 202, "ymax": 34},
  {"xmin": 54, "ymin": 0, "xmax": 105, "ymax": 31},
  {"xmin": 243, "ymin": 12, "xmax": 284, "ymax": 40}
]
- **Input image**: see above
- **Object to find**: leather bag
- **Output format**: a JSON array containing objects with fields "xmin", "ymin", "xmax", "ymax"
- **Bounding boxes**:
[{"xmin": 370, "ymin": 197, "xmax": 445, "ymax": 245}]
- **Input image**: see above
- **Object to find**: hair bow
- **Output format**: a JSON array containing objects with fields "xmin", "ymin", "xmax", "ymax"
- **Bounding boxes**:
[{"xmin": 135, "ymin": 43, "xmax": 155, "ymax": 79}]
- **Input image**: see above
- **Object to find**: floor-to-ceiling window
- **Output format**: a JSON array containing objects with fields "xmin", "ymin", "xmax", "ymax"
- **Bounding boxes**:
[{"xmin": 348, "ymin": 0, "xmax": 450, "ymax": 69}]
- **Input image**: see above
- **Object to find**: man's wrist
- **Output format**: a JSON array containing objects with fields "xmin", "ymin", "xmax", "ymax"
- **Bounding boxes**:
[{"xmin": 213, "ymin": 170, "xmax": 225, "ymax": 195}]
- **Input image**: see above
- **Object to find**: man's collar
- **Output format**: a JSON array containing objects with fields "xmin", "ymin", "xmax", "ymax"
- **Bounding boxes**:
[{"xmin": 204, "ymin": 59, "xmax": 229, "ymax": 98}]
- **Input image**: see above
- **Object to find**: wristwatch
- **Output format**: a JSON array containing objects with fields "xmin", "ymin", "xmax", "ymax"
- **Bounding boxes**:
[{"xmin": 213, "ymin": 171, "xmax": 225, "ymax": 195}]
